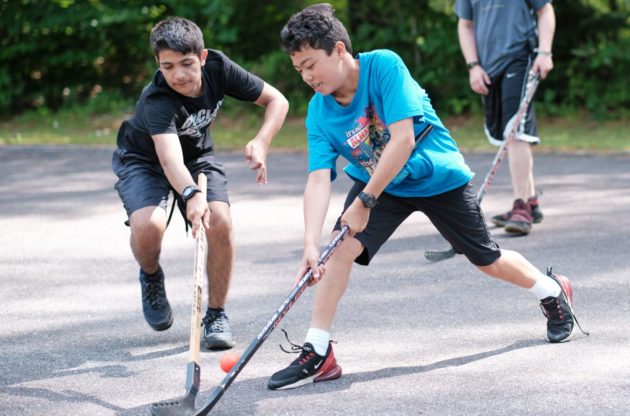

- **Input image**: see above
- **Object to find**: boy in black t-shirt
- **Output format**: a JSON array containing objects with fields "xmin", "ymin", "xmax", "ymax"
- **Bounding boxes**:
[{"xmin": 112, "ymin": 17, "xmax": 288, "ymax": 349}]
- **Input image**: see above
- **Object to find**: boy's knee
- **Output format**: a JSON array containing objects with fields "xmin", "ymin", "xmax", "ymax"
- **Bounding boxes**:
[{"xmin": 336, "ymin": 237, "xmax": 364, "ymax": 262}]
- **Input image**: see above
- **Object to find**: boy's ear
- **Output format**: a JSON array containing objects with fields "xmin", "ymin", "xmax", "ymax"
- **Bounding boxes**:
[
  {"xmin": 200, "ymin": 49, "xmax": 208, "ymax": 65},
  {"xmin": 335, "ymin": 41, "xmax": 346, "ymax": 56}
]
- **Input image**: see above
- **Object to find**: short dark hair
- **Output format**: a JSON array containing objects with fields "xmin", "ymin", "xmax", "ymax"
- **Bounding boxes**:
[
  {"xmin": 150, "ymin": 17, "xmax": 204, "ymax": 58},
  {"xmin": 280, "ymin": 3, "xmax": 352, "ymax": 55}
]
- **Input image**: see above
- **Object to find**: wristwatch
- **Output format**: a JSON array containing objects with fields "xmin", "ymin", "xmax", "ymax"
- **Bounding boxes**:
[
  {"xmin": 358, "ymin": 191, "xmax": 378, "ymax": 209},
  {"xmin": 181, "ymin": 184, "xmax": 201, "ymax": 204},
  {"xmin": 466, "ymin": 61, "xmax": 480, "ymax": 70}
]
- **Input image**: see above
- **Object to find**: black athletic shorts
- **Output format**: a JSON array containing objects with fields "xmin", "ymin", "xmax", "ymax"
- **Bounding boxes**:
[
  {"xmin": 483, "ymin": 55, "xmax": 539, "ymax": 146},
  {"xmin": 334, "ymin": 180, "xmax": 501, "ymax": 267},
  {"xmin": 112, "ymin": 148, "xmax": 229, "ymax": 220}
]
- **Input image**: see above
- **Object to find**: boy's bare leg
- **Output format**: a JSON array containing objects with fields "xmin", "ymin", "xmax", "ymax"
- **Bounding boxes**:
[
  {"xmin": 507, "ymin": 140, "xmax": 536, "ymax": 201},
  {"xmin": 129, "ymin": 206, "xmax": 167, "ymax": 273},
  {"xmin": 205, "ymin": 201, "xmax": 234, "ymax": 309},
  {"xmin": 129, "ymin": 205, "xmax": 172, "ymax": 331},
  {"xmin": 477, "ymin": 248, "xmax": 542, "ymax": 288},
  {"xmin": 310, "ymin": 236, "xmax": 364, "ymax": 331}
]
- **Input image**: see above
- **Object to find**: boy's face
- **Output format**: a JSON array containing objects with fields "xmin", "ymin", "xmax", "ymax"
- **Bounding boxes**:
[
  {"xmin": 290, "ymin": 44, "xmax": 345, "ymax": 96},
  {"xmin": 156, "ymin": 49, "xmax": 208, "ymax": 97}
]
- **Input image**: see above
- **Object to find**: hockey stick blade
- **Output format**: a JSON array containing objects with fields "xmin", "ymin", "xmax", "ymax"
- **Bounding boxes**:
[
  {"xmin": 424, "ymin": 247, "xmax": 456, "ymax": 262},
  {"xmin": 190, "ymin": 226, "xmax": 350, "ymax": 415}
]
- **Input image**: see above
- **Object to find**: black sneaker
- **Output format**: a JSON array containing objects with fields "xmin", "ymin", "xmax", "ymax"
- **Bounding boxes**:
[
  {"xmin": 139, "ymin": 267, "xmax": 173, "ymax": 331},
  {"xmin": 491, "ymin": 195, "xmax": 544, "ymax": 227},
  {"xmin": 268, "ymin": 335, "xmax": 342, "ymax": 390},
  {"xmin": 540, "ymin": 268, "xmax": 588, "ymax": 343},
  {"xmin": 202, "ymin": 308, "xmax": 235, "ymax": 350}
]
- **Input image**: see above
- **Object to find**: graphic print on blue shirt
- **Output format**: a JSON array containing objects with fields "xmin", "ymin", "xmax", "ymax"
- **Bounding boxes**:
[{"xmin": 344, "ymin": 105, "xmax": 390, "ymax": 176}]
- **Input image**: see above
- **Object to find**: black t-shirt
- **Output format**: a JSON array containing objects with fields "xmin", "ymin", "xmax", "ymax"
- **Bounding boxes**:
[{"xmin": 116, "ymin": 49, "xmax": 264, "ymax": 163}]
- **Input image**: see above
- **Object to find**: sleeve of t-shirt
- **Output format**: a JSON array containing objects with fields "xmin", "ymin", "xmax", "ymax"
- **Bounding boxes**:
[
  {"xmin": 528, "ymin": 0, "xmax": 552, "ymax": 11},
  {"xmin": 144, "ymin": 97, "xmax": 180, "ymax": 136},
  {"xmin": 454, "ymin": 0, "xmax": 472, "ymax": 19},
  {"xmin": 375, "ymin": 51, "xmax": 424, "ymax": 127},
  {"xmin": 221, "ymin": 53, "xmax": 265, "ymax": 102},
  {"xmin": 306, "ymin": 109, "xmax": 339, "ymax": 181}
]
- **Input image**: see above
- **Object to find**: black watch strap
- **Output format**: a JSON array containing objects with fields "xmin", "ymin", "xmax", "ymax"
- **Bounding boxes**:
[
  {"xmin": 181, "ymin": 185, "xmax": 201, "ymax": 204},
  {"xmin": 358, "ymin": 191, "xmax": 378, "ymax": 209}
]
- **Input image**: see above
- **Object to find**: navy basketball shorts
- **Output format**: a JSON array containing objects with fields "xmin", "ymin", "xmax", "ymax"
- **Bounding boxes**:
[
  {"xmin": 334, "ymin": 180, "xmax": 501, "ymax": 267},
  {"xmin": 482, "ymin": 55, "xmax": 540, "ymax": 146},
  {"xmin": 112, "ymin": 149, "xmax": 230, "ymax": 220}
]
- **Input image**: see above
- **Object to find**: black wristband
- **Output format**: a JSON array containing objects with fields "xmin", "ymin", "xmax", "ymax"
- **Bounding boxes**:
[{"xmin": 466, "ymin": 61, "xmax": 480, "ymax": 70}]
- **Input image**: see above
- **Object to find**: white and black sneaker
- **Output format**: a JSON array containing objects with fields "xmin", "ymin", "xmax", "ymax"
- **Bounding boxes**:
[
  {"xmin": 540, "ymin": 268, "xmax": 589, "ymax": 343},
  {"xmin": 268, "ymin": 333, "xmax": 342, "ymax": 390}
]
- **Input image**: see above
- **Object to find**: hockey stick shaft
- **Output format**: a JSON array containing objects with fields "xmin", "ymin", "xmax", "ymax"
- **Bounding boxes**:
[
  {"xmin": 187, "ymin": 173, "xmax": 207, "ymax": 390},
  {"xmin": 151, "ymin": 173, "xmax": 207, "ymax": 416},
  {"xmin": 192, "ymin": 225, "xmax": 350, "ymax": 415},
  {"xmin": 424, "ymin": 73, "xmax": 540, "ymax": 262},
  {"xmin": 476, "ymin": 73, "xmax": 540, "ymax": 203}
]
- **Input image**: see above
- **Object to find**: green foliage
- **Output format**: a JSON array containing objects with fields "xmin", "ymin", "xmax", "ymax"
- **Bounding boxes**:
[{"xmin": 0, "ymin": 0, "xmax": 628, "ymax": 120}]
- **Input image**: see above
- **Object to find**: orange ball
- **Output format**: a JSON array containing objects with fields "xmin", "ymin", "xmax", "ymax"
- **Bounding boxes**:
[{"xmin": 219, "ymin": 352, "xmax": 239, "ymax": 373}]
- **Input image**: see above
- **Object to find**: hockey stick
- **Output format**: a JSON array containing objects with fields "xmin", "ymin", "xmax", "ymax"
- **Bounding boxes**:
[
  {"xmin": 424, "ymin": 72, "xmax": 541, "ymax": 262},
  {"xmin": 190, "ymin": 225, "xmax": 350, "ymax": 415},
  {"xmin": 151, "ymin": 173, "xmax": 208, "ymax": 416}
]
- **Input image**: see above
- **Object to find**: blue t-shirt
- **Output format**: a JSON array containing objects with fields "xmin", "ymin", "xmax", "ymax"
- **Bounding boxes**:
[{"xmin": 306, "ymin": 49, "xmax": 473, "ymax": 198}]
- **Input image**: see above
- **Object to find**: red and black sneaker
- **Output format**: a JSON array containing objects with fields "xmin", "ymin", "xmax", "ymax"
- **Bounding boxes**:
[
  {"xmin": 491, "ymin": 195, "xmax": 544, "ymax": 228},
  {"xmin": 540, "ymin": 268, "xmax": 589, "ymax": 343},
  {"xmin": 268, "ymin": 340, "xmax": 342, "ymax": 390},
  {"xmin": 504, "ymin": 198, "xmax": 533, "ymax": 235}
]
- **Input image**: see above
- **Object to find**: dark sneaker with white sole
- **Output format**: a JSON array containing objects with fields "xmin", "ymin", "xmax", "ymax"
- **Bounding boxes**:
[
  {"xmin": 540, "ymin": 268, "xmax": 589, "ymax": 343},
  {"xmin": 268, "ymin": 336, "xmax": 342, "ymax": 390},
  {"xmin": 139, "ymin": 267, "xmax": 173, "ymax": 331},
  {"xmin": 491, "ymin": 195, "xmax": 544, "ymax": 228},
  {"xmin": 202, "ymin": 308, "xmax": 235, "ymax": 350}
]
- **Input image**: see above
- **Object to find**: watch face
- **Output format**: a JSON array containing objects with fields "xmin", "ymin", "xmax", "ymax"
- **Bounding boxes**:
[
  {"xmin": 359, "ymin": 192, "xmax": 377, "ymax": 208},
  {"xmin": 183, "ymin": 185, "xmax": 198, "ymax": 201}
]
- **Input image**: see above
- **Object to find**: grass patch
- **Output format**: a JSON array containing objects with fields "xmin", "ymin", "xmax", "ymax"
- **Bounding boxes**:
[{"xmin": 1, "ymin": 107, "xmax": 628, "ymax": 154}]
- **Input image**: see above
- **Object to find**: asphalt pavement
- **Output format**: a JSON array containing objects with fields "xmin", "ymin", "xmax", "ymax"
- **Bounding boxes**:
[{"xmin": 1, "ymin": 146, "xmax": 629, "ymax": 416}]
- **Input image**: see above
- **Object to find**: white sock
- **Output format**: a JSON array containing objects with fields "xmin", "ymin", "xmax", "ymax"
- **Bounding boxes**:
[
  {"xmin": 529, "ymin": 274, "xmax": 561, "ymax": 300},
  {"xmin": 305, "ymin": 327, "xmax": 330, "ymax": 356}
]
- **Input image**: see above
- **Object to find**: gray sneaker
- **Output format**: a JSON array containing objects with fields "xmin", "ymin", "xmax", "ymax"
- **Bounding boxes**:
[{"xmin": 202, "ymin": 308, "xmax": 235, "ymax": 350}]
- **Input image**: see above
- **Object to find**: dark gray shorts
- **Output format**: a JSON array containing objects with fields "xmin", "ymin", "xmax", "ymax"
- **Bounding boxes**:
[
  {"xmin": 112, "ymin": 149, "xmax": 229, "ymax": 219},
  {"xmin": 334, "ymin": 181, "xmax": 501, "ymax": 267},
  {"xmin": 483, "ymin": 55, "xmax": 539, "ymax": 146}
]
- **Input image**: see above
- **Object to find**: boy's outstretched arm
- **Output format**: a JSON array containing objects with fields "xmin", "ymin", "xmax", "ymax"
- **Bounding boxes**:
[
  {"xmin": 246, "ymin": 82, "xmax": 289, "ymax": 185},
  {"xmin": 340, "ymin": 118, "xmax": 416, "ymax": 234},
  {"xmin": 296, "ymin": 169, "xmax": 332, "ymax": 285}
]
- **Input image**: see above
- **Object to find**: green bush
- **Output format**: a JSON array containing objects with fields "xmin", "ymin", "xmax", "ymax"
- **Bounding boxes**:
[{"xmin": 0, "ymin": 0, "xmax": 628, "ymax": 120}]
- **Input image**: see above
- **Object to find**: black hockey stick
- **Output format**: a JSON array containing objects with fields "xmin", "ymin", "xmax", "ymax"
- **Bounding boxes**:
[
  {"xmin": 151, "ymin": 174, "xmax": 208, "ymax": 416},
  {"xmin": 424, "ymin": 72, "xmax": 541, "ymax": 262},
  {"xmin": 188, "ymin": 225, "xmax": 350, "ymax": 415}
]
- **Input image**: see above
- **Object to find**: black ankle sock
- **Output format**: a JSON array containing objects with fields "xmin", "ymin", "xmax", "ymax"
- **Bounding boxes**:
[{"xmin": 207, "ymin": 307, "xmax": 225, "ymax": 314}]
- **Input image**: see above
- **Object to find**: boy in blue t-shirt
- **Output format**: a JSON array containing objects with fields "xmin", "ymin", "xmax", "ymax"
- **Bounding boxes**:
[{"xmin": 267, "ymin": 4, "xmax": 585, "ymax": 391}]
